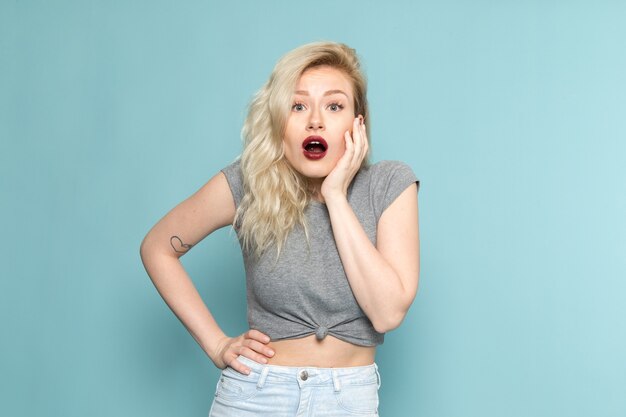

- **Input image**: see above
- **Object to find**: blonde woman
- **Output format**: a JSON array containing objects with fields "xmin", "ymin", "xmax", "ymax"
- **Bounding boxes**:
[{"xmin": 140, "ymin": 41, "xmax": 420, "ymax": 416}]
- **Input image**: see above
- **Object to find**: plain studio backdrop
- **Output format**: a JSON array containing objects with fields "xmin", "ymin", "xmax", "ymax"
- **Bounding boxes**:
[{"xmin": 1, "ymin": 1, "xmax": 624, "ymax": 416}]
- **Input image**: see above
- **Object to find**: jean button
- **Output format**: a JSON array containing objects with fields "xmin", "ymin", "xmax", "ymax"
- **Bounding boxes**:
[{"xmin": 299, "ymin": 370, "xmax": 309, "ymax": 381}]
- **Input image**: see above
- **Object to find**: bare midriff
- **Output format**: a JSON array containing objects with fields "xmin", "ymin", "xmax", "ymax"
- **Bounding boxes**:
[{"xmin": 266, "ymin": 334, "xmax": 376, "ymax": 367}]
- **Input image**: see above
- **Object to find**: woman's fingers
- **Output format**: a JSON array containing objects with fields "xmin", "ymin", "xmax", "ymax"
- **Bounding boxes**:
[
  {"xmin": 242, "ymin": 338, "xmax": 275, "ymax": 359},
  {"xmin": 238, "ymin": 345, "xmax": 272, "ymax": 365},
  {"xmin": 351, "ymin": 115, "xmax": 367, "ymax": 167},
  {"xmin": 245, "ymin": 329, "xmax": 270, "ymax": 344},
  {"xmin": 235, "ymin": 330, "xmax": 274, "ymax": 371},
  {"xmin": 361, "ymin": 122, "xmax": 369, "ymax": 160},
  {"xmin": 352, "ymin": 117, "xmax": 362, "ymax": 166},
  {"xmin": 216, "ymin": 330, "xmax": 274, "ymax": 375},
  {"xmin": 227, "ymin": 357, "xmax": 251, "ymax": 375},
  {"xmin": 358, "ymin": 117, "xmax": 368, "ymax": 158},
  {"xmin": 243, "ymin": 329, "xmax": 274, "ymax": 357},
  {"xmin": 343, "ymin": 130, "xmax": 355, "ymax": 166},
  {"xmin": 228, "ymin": 342, "xmax": 273, "ymax": 375}
]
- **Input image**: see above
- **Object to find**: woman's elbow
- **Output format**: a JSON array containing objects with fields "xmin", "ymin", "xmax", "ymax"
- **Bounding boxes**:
[
  {"xmin": 139, "ymin": 233, "xmax": 163, "ymax": 267},
  {"xmin": 371, "ymin": 292, "xmax": 417, "ymax": 333},
  {"xmin": 372, "ymin": 309, "xmax": 408, "ymax": 334},
  {"xmin": 139, "ymin": 234, "xmax": 152, "ymax": 262}
]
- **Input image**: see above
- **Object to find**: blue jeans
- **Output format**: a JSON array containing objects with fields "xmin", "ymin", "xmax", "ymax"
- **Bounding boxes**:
[{"xmin": 209, "ymin": 355, "xmax": 381, "ymax": 416}]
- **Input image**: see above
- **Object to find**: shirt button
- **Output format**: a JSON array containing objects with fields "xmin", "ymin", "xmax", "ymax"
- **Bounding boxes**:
[{"xmin": 299, "ymin": 370, "xmax": 309, "ymax": 381}]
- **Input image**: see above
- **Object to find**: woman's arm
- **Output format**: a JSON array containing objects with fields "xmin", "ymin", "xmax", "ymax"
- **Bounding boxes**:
[
  {"xmin": 321, "ymin": 117, "xmax": 420, "ymax": 333},
  {"xmin": 139, "ymin": 171, "xmax": 273, "ymax": 374},
  {"xmin": 324, "ymin": 185, "xmax": 419, "ymax": 333}
]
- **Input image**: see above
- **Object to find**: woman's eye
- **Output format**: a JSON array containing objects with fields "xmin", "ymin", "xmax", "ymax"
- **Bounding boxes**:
[
  {"xmin": 292, "ymin": 103, "xmax": 305, "ymax": 111},
  {"xmin": 328, "ymin": 103, "xmax": 344, "ymax": 112}
]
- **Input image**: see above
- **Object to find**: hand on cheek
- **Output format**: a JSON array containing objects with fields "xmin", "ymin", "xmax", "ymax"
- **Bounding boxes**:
[{"xmin": 321, "ymin": 115, "xmax": 368, "ymax": 202}]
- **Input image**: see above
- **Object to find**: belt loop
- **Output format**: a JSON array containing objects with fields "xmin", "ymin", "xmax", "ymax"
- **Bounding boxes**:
[
  {"xmin": 374, "ymin": 363, "xmax": 381, "ymax": 389},
  {"xmin": 257, "ymin": 366, "xmax": 269, "ymax": 390},
  {"xmin": 331, "ymin": 369, "xmax": 341, "ymax": 392}
]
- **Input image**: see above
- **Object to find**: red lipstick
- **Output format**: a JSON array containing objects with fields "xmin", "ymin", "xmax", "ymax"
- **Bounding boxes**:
[{"xmin": 302, "ymin": 136, "xmax": 328, "ymax": 160}]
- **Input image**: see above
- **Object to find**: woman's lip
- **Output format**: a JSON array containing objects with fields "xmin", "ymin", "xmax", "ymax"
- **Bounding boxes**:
[
  {"xmin": 302, "ymin": 136, "xmax": 328, "ymax": 160},
  {"xmin": 301, "ymin": 136, "xmax": 328, "ymax": 149},
  {"xmin": 303, "ymin": 149, "xmax": 327, "ymax": 160}
]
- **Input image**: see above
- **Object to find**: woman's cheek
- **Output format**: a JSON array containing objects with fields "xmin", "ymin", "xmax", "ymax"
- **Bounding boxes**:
[{"xmin": 332, "ymin": 139, "xmax": 344, "ymax": 160}]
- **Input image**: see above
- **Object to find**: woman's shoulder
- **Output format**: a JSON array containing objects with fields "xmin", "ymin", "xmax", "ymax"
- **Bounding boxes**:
[
  {"xmin": 359, "ymin": 160, "xmax": 418, "ymax": 184},
  {"xmin": 368, "ymin": 159, "xmax": 414, "ymax": 173},
  {"xmin": 353, "ymin": 160, "xmax": 419, "ymax": 218},
  {"xmin": 220, "ymin": 158, "xmax": 243, "ymax": 207},
  {"xmin": 221, "ymin": 157, "xmax": 241, "ymax": 172}
]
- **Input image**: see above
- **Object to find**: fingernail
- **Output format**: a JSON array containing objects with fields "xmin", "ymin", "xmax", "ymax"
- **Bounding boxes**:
[
  {"xmin": 260, "ymin": 357, "xmax": 268, "ymax": 363},
  {"xmin": 268, "ymin": 350, "xmax": 275, "ymax": 356},
  {"xmin": 244, "ymin": 368, "xmax": 250, "ymax": 375}
]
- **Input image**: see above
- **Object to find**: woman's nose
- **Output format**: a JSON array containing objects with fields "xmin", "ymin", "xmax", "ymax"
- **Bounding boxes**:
[{"xmin": 306, "ymin": 109, "xmax": 324, "ymax": 131}]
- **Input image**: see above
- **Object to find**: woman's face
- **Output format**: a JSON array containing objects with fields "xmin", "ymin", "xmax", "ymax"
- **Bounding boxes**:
[{"xmin": 283, "ymin": 65, "xmax": 357, "ymax": 183}]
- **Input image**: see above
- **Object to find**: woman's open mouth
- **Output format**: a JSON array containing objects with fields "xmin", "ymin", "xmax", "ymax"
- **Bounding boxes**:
[{"xmin": 302, "ymin": 136, "xmax": 328, "ymax": 160}]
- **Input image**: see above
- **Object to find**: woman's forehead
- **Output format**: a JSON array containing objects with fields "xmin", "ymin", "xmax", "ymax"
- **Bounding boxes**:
[{"xmin": 295, "ymin": 66, "xmax": 354, "ymax": 97}]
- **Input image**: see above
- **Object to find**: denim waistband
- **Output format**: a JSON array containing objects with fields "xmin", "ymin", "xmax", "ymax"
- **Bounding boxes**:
[{"xmin": 229, "ymin": 355, "xmax": 381, "ymax": 390}]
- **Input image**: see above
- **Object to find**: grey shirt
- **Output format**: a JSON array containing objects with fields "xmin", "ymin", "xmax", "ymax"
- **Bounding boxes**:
[{"xmin": 221, "ymin": 159, "xmax": 419, "ymax": 346}]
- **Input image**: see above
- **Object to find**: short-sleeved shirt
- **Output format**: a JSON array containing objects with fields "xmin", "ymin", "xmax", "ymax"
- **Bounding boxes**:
[{"xmin": 221, "ymin": 160, "xmax": 419, "ymax": 346}]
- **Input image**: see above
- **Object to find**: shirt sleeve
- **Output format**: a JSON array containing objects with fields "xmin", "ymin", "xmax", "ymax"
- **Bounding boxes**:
[
  {"xmin": 371, "ymin": 160, "xmax": 419, "ymax": 220},
  {"xmin": 220, "ymin": 159, "xmax": 244, "ymax": 208}
]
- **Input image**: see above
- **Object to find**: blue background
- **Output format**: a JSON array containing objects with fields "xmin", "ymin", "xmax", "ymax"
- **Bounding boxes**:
[{"xmin": 2, "ymin": 1, "xmax": 625, "ymax": 416}]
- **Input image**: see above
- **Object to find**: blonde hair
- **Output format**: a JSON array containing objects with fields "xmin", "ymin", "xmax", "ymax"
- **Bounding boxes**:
[{"xmin": 237, "ymin": 41, "xmax": 370, "ymax": 258}]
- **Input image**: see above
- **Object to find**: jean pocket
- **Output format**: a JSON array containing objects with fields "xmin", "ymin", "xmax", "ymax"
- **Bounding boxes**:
[
  {"xmin": 214, "ymin": 368, "xmax": 260, "ymax": 403},
  {"xmin": 335, "ymin": 380, "xmax": 379, "ymax": 415}
]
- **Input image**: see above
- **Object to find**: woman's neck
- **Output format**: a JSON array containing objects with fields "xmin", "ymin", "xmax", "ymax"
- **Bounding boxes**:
[{"xmin": 308, "ymin": 178, "xmax": 324, "ymax": 203}]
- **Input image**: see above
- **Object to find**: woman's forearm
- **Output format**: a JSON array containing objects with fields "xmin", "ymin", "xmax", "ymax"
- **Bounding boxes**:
[{"xmin": 140, "ymin": 241, "xmax": 227, "ymax": 364}]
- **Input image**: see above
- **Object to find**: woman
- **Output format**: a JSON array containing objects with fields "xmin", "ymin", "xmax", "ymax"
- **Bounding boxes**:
[{"xmin": 140, "ymin": 41, "xmax": 420, "ymax": 416}]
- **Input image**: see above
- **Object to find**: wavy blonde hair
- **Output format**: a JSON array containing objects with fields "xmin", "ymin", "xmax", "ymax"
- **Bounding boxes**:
[{"xmin": 236, "ymin": 41, "xmax": 370, "ymax": 258}]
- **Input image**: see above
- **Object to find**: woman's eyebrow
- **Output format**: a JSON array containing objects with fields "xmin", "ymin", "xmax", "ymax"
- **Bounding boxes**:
[{"xmin": 294, "ymin": 89, "xmax": 349, "ymax": 98}]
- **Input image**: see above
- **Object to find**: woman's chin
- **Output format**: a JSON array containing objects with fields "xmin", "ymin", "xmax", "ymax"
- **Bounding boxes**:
[
  {"xmin": 299, "ymin": 167, "xmax": 331, "ymax": 181},
  {"xmin": 296, "ymin": 157, "xmax": 340, "ymax": 179}
]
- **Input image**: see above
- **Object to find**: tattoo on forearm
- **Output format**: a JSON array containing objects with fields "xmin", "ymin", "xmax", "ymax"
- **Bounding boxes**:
[{"xmin": 170, "ymin": 235, "xmax": 194, "ymax": 253}]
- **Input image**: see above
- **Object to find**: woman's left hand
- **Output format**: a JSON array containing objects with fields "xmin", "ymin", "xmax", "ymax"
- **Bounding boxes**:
[{"xmin": 321, "ymin": 115, "xmax": 368, "ymax": 202}]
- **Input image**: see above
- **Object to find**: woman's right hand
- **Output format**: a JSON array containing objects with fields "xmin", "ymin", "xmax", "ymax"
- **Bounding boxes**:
[{"xmin": 213, "ymin": 330, "xmax": 275, "ymax": 374}]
